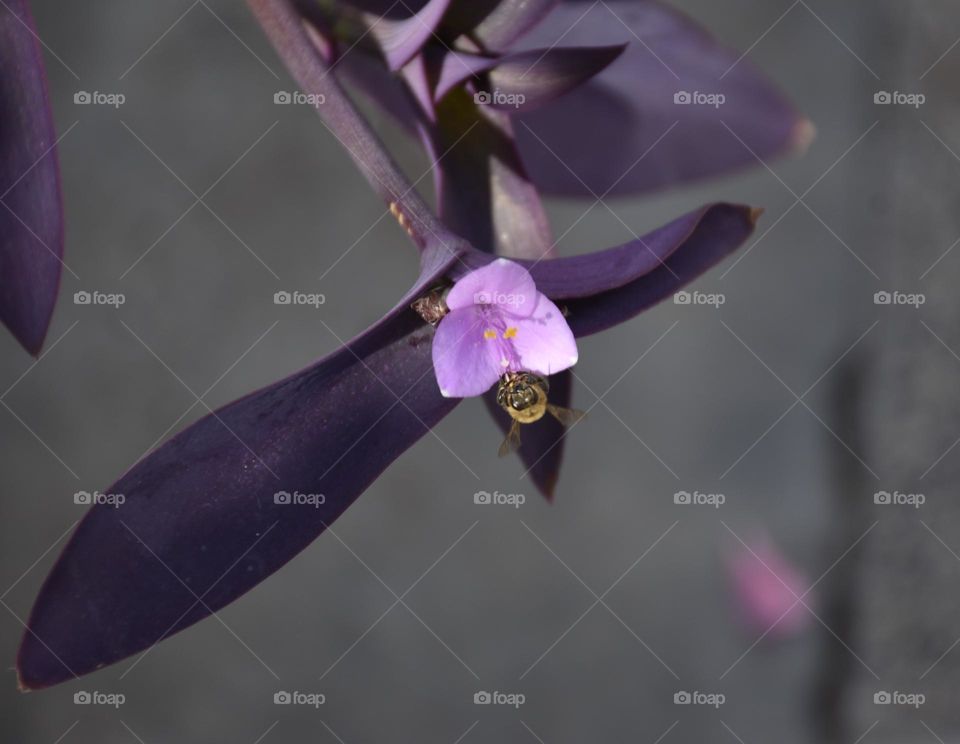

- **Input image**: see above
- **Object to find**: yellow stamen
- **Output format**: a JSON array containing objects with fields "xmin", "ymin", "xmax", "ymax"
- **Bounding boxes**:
[
  {"xmin": 483, "ymin": 329, "xmax": 497, "ymax": 340},
  {"xmin": 503, "ymin": 327, "xmax": 518, "ymax": 339}
]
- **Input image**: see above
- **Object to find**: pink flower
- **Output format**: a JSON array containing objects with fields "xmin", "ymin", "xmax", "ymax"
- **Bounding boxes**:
[
  {"xmin": 727, "ymin": 536, "xmax": 811, "ymax": 638},
  {"xmin": 432, "ymin": 259, "xmax": 578, "ymax": 398}
]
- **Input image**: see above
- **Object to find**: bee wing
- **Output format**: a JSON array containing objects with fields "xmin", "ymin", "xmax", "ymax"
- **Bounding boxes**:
[
  {"xmin": 498, "ymin": 420, "xmax": 523, "ymax": 458},
  {"xmin": 547, "ymin": 404, "xmax": 586, "ymax": 427}
]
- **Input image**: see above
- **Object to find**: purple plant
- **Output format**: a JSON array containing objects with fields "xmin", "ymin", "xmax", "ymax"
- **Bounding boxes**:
[
  {"xmin": 0, "ymin": 0, "xmax": 63, "ymax": 356},
  {"xmin": 13, "ymin": 0, "xmax": 805, "ymax": 688}
]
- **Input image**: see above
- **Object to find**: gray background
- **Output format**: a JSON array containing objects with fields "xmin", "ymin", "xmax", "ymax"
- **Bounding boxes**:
[{"xmin": 1, "ymin": 1, "xmax": 955, "ymax": 742}]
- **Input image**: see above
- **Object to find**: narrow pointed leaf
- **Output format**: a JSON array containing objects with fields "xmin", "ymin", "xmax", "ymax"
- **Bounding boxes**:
[
  {"xmin": 451, "ymin": 0, "xmax": 558, "ymax": 51},
  {"xmin": 561, "ymin": 204, "xmax": 758, "ymax": 336},
  {"xmin": 433, "ymin": 44, "xmax": 625, "ymax": 113},
  {"xmin": 513, "ymin": 0, "xmax": 811, "ymax": 196},
  {"xmin": 427, "ymin": 88, "xmax": 554, "ymax": 260},
  {"xmin": 400, "ymin": 54, "xmax": 436, "ymax": 120},
  {"xmin": 483, "ymin": 44, "xmax": 626, "ymax": 111},
  {"xmin": 337, "ymin": 47, "xmax": 422, "ymax": 135},
  {"xmin": 335, "ymin": 0, "xmax": 427, "ymax": 14},
  {"xmin": 454, "ymin": 203, "xmax": 758, "ymax": 298},
  {"xmin": 433, "ymin": 49, "xmax": 499, "ymax": 101},
  {"xmin": 366, "ymin": 0, "xmax": 451, "ymax": 71},
  {"xmin": 1, "ymin": 0, "xmax": 63, "ymax": 355},
  {"xmin": 18, "ymin": 264, "xmax": 461, "ymax": 689}
]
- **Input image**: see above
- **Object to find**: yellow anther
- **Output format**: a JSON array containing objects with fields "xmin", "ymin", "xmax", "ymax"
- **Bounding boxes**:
[
  {"xmin": 483, "ymin": 329, "xmax": 498, "ymax": 340},
  {"xmin": 503, "ymin": 327, "xmax": 518, "ymax": 339}
]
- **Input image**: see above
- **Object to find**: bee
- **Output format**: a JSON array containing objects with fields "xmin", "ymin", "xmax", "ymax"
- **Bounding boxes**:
[{"xmin": 496, "ymin": 371, "xmax": 585, "ymax": 457}]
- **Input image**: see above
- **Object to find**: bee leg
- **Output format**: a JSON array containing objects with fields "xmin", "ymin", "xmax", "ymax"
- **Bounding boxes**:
[{"xmin": 498, "ymin": 420, "xmax": 523, "ymax": 457}]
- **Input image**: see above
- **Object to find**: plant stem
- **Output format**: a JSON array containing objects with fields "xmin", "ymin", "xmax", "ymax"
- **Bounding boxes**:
[{"xmin": 248, "ymin": 0, "xmax": 463, "ymax": 260}]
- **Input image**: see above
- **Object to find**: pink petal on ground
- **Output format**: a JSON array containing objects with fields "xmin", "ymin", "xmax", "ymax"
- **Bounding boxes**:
[{"xmin": 727, "ymin": 537, "xmax": 811, "ymax": 638}]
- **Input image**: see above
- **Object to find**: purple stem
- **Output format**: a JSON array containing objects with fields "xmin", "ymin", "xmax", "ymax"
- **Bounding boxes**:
[{"xmin": 248, "ymin": 0, "xmax": 462, "ymax": 259}]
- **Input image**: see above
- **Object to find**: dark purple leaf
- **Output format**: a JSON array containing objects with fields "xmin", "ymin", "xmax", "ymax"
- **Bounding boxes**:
[
  {"xmin": 426, "ymin": 88, "xmax": 554, "ymax": 260},
  {"xmin": 453, "ymin": 203, "xmax": 757, "ymax": 299},
  {"xmin": 333, "ymin": 0, "xmax": 427, "ymax": 15},
  {"xmin": 483, "ymin": 367, "xmax": 572, "ymax": 500},
  {"xmin": 563, "ymin": 204, "xmax": 758, "ymax": 336},
  {"xmin": 467, "ymin": 0, "xmax": 558, "ymax": 51},
  {"xmin": 366, "ymin": 0, "xmax": 452, "ymax": 71},
  {"xmin": 0, "ymin": 0, "xmax": 63, "ymax": 355},
  {"xmin": 433, "ymin": 44, "xmax": 625, "ymax": 113},
  {"xmin": 336, "ymin": 46, "xmax": 421, "ymax": 135},
  {"xmin": 400, "ymin": 53, "xmax": 436, "ymax": 119},
  {"xmin": 512, "ymin": 0, "xmax": 811, "ymax": 196},
  {"xmin": 433, "ymin": 49, "xmax": 499, "ymax": 101},
  {"xmin": 483, "ymin": 44, "xmax": 626, "ymax": 111},
  {"xmin": 18, "ymin": 262, "xmax": 462, "ymax": 689}
]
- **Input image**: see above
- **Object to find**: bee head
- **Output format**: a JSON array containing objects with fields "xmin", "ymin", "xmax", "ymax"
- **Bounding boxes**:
[{"xmin": 497, "ymin": 373, "xmax": 549, "ymax": 424}]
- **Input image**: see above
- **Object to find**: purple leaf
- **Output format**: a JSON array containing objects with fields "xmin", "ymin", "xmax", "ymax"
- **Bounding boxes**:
[
  {"xmin": 336, "ymin": 46, "xmax": 422, "ymax": 135},
  {"xmin": 433, "ymin": 49, "xmax": 500, "ymax": 102},
  {"xmin": 400, "ymin": 53, "xmax": 436, "ymax": 120},
  {"xmin": 426, "ymin": 89, "xmax": 554, "ymax": 259},
  {"xmin": 453, "ymin": 203, "xmax": 758, "ymax": 298},
  {"xmin": 18, "ymin": 262, "xmax": 461, "ymax": 689},
  {"xmin": 366, "ymin": 0, "xmax": 452, "ymax": 71},
  {"xmin": 0, "ymin": 0, "xmax": 64, "ymax": 355},
  {"xmin": 333, "ymin": 0, "xmax": 427, "ymax": 14},
  {"xmin": 512, "ymin": 0, "xmax": 811, "ymax": 196},
  {"xmin": 483, "ymin": 44, "xmax": 626, "ymax": 111},
  {"xmin": 561, "ymin": 204, "xmax": 758, "ymax": 337},
  {"xmin": 433, "ymin": 44, "xmax": 625, "ymax": 113},
  {"xmin": 469, "ymin": 0, "xmax": 558, "ymax": 51}
]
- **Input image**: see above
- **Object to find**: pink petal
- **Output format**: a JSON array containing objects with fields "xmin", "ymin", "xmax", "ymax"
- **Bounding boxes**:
[
  {"xmin": 446, "ymin": 257, "xmax": 537, "ymax": 318},
  {"xmin": 506, "ymin": 293, "xmax": 578, "ymax": 376},
  {"xmin": 432, "ymin": 306, "xmax": 504, "ymax": 397},
  {"xmin": 727, "ymin": 538, "xmax": 811, "ymax": 638}
]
